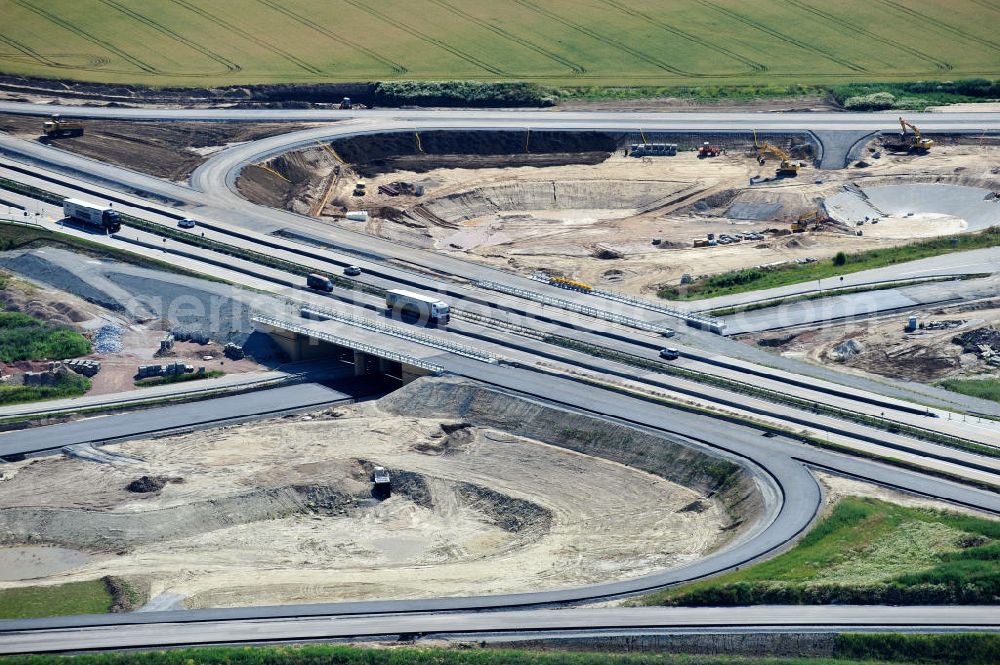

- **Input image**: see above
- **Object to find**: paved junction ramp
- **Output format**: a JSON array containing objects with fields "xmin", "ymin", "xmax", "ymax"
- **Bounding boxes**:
[{"xmin": 0, "ymin": 383, "xmax": 353, "ymax": 459}]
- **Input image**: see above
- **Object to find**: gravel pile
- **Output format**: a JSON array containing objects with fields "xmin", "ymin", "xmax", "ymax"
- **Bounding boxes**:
[{"xmin": 93, "ymin": 324, "xmax": 124, "ymax": 353}]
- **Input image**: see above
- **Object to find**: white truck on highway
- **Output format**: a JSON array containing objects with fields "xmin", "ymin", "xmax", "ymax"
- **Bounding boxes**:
[
  {"xmin": 62, "ymin": 198, "xmax": 121, "ymax": 233},
  {"xmin": 386, "ymin": 289, "xmax": 450, "ymax": 324}
]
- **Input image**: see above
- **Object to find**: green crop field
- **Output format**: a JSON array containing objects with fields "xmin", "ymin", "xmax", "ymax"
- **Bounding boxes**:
[{"xmin": 0, "ymin": 0, "xmax": 997, "ymax": 88}]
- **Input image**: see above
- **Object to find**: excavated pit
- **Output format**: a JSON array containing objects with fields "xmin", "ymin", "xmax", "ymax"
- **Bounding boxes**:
[{"xmin": 0, "ymin": 376, "xmax": 765, "ymax": 609}]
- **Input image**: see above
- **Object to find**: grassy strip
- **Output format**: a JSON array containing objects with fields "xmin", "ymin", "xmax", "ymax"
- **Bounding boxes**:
[
  {"xmin": 707, "ymin": 275, "xmax": 990, "ymax": 317},
  {"xmin": 0, "ymin": 580, "xmax": 111, "ymax": 620},
  {"xmin": 543, "ymin": 335, "xmax": 997, "ymax": 459},
  {"xmin": 0, "ymin": 312, "xmax": 90, "ymax": 362},
  {"xmin": 637, "ymin": 497, "xmax": 999, "ymax": 607},
  {"xmin": 554, "ymin": 79, "xmax": 1000, "ymax": 109},
  {"xmin": 0, "ymin": 219, "xmax": 226, "ymax": 284},
  {"xmin": 134, "ymin": 370, "xmax": 224, "ymax": 387},
  {"xmin": 659, "ymin": 228, "xmax": 1000, "ymax": 301},
  {"xmin": 1, "ymin": 642, "xmax": 992, "ymax": 665},
  {"xmin": 0, "ymin": 376, "xmax": 292, "ymax": 430},
  {"xmin": 938, "ymin": 379, "xmax": 1000, "ymax": 405},
  {"xmin": 835, "ymin": 633, "xmax": 999, "ymax": 665},
  {"xmin": 556, "ymin": 83, "xmax": 825, "ymax": 102}
]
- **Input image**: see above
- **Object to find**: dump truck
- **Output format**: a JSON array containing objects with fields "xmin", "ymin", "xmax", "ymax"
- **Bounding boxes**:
[
  {"xmin": 62, "ymin": 198, "xmax": 121, "ymax": 233},
  {"xmin": 306, "ymin": 273, "xmax": 334, "ymax": 291},
  {"xmin": 386, "ymin": 289, "xmax": 450, "ymax": 324},
  {"xmin": 42, "ymin": 114, "xmax": 83, "ymax": 138}
]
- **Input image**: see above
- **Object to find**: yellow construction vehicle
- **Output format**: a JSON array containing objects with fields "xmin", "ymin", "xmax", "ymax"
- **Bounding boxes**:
[
  {"xmin": 42, "ymin": 114, "xmax": 84, "ymax": 138},
  {"xmin": 549, "ymin": 275, "xmax": 593, "ymax": 293},
  {"xmin": 753, "ymin": 129, "xmax": 802, "ymax": 176},
  {"xmin": 898, "ymin": 116, "xmax": 934, "ymax": 152}
]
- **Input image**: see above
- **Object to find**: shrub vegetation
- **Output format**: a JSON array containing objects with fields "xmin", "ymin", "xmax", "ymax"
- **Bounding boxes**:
[{"xmin": 0, "ymin": 312, "xmax": 90, "ymax": 362}]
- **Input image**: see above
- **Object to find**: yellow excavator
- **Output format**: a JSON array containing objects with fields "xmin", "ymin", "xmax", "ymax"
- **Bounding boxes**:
[
  {"xmin": 898, "ymin": 116, "xmax": 934, "ymax": 152},
  {"xmin": 753, "ymin": 129, "xmax": 803, "ymax": 176}
]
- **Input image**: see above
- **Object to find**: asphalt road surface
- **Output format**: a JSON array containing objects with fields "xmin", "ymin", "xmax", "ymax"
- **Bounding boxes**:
[
  {"xmin": 0, "ymin": 381, "xmax": 353, "ymax": 458},
  {"xmin": 1, "ymin": 606, "xmax": 996, "ymax": 654}
]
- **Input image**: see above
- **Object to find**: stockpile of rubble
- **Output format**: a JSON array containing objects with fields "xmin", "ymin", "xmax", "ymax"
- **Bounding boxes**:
[
  {"xmin": 953, "ymin": 327, "xmax": 1000, "ymax": 366},
  {"xmin": 93, "ymin": 325, "xmax": 124, "ymax": 354}
]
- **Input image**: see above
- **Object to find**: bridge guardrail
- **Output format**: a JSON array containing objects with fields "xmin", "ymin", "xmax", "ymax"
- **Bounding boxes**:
[
  {"xmin": 252, "ymin": 314, "xmax": 446, "ymax": 375},
  {"xmin": 299, "ymin": 304, "xmax": 499, "ymax": 364},
  {"xmin": 474, "ymin": 280, "xmax": 676, "ymax": 337},
  {"xmin": 529, "ymin": 273, "xmax": 725, "ymax": 334}
]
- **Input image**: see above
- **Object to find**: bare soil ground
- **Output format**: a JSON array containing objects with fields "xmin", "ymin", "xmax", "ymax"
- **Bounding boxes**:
[
  {"xmin": 0, "ymin": 383, "xmax": 730, "ymax": 609},
  {"xmin": 244, "ymin": 140, "xmax": 998, "ymax": 298},
  {"xmin": 0, "ymin": 114, "xmax": 316, "ymax": 181},
  {"xmin": 0, "ymin": 265, "xmax": 264, "ymax": 398},
  {"xmin": 746, "ymin": 299, "xmax": 1000, "ymax": 383}
]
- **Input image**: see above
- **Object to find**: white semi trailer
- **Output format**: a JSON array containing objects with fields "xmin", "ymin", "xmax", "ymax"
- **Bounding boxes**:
[
  {"xmin": 62, "ymin": 198, "xmax": 121, "ymax": 233},
  {"xmin": 385, "ymin": 289, "xmax": 450, "ymax": 324}
]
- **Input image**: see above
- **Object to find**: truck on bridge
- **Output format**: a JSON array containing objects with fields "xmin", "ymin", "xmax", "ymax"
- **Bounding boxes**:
[
  {"xmin": 62, "ymin": 198, "xmax": 121, "ymax": 233},
  {"xmin": 306, "ymin": 273, "xmax": 334, "ymax": 292},
  {"xmin": 386, "ymin": 289, "xmax": 450, "ymax": 325}
]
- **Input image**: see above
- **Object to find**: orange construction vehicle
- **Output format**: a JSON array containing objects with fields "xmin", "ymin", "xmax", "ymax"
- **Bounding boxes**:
[{"xmin": 698, "ymin": 141, "xmax": 722, "ymax": 157}]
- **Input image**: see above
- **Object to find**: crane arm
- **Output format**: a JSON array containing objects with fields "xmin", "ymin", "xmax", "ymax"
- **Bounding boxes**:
[
  {"xmin": 899, "ymin": 116, "xmax": 922, "ymax": 139},
  {"xmin": 757, "ymin": 141, "xmax": 791, "ymax": 161}
]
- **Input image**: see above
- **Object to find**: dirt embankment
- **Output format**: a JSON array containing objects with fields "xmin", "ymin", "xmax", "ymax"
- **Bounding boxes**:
[
  {"xmin": 0, "ymin": 376, "xmax": 752, "ymax": 608},
  {"xmin": 379, "ymin": 376, "xmax": 762, "ymax": 527},
  {"xmin": 0, "ymin": 114, "xmax": 313, "ymax": 181}
]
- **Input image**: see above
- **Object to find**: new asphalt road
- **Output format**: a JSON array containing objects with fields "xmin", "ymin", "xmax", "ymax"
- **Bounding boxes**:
[{"xmin": 1, "ymin": 606, "xmax": 996, "ymax": 654}]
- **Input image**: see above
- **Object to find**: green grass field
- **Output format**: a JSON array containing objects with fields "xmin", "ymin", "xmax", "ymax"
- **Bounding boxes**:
[
  {"xmin": 0, "ymin": 580, "xmax": 112, "ymax": 620},
  {"xmin": 637, "ymin": 497, "xmax": 1000, "ymax": 607},
  {"xmin": 938, "ymin": 378, "xmax": 1000, "ymax": 404},
  {"xmin": 0, "ymin": 1, "xmax": 997, "ymax": 87}
]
